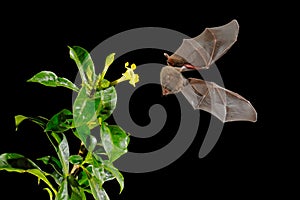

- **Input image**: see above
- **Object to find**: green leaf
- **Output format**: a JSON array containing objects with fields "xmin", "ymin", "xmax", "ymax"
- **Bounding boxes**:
[
  {"xmin": 45, "ymin": 109, "xmax": 73, "ymax": 133},
  {"xmin": 37, "ymin": 156, "xmax": 62, "ymax": 175},
  {"xmin": 87, "ymin": 135, "xmax": 98, "ymax": 152},
  {"xmin": 68, "ymin": 175, "xmax": 87, "ymax": 199},
  {"xmin": 78, "ymin": 170, "xmax": 89, "ymax": 187},
  {"xmin": 74, "ymin": 125, "xmax": 91, "ymax": 148},
  {"xmin": 43, "ymin": 188, "xmax": 53, "ymax": 200},
  {"xmin": 73, "ymin": 86, "xmax": 97, "ymax": 127},
  {"xmin": 47, "ymin": 132, "xmax": 62, "ymax": 153},
  {"xmin": 91, "ymin": 166, "xmax": 104, "ymax": 187},
  {"xmin": 14, "ymin": 115, "xmax": 28, "ymax": 130},
  {"xmin": 105, "ymin": 53, "xmax": 115, "ymax": 69},
  {"xmin": 70, "ymin": 184, "xmax": 86, "ymax": 200},
  {"xmin": 28, "ymin": 169, "xmax": 58, "ymax": 196},
  {"xmin": 79, "ymin": 188, "xmax": 87, "ymax": 200},
  {"xmin": 100, "ymin": 53, "xmax": 115, "ymax": 81},
  {"xmin": 0, "ymin": 153, "xmax": 57, "ymax": 196},
  {"xmin": 99, "ymin": 166, "xmax": 115, "ymax": 183},
  {"xmin": 95, "ymin": 86, "xmax": 117, "ymax": 121},
  {"xmin": 93, "ymin": 144, "xmax": 106, "ymax": 156},
  {"xmin": 27, "ymin": 71, "xmax": 79, "ymax": 92},
  {"xmin": 0, "ymin": 153, "xmax": 39, "ymax": 170},
  {"xmin": 82, "ymin": 156, "xmax": 109, "ymax": 188},
  {"xmin": 100, "ymin": 123, "xmax": 130, "ymax": 162},
  {"xmin": 73, "ymin": 86, "xmax": 117, "ymax": 131},
  {"xmin": 57, "ymin": 134, "xmax": 70, "ymax": 176},
  {"xmin": 37, "ymin": 156, "xmax": 63, "ymax": 185},
  {"xmin": 55, "ymin": 178, "xmax": 68, "ymax": 200},
  {"xmin": 88, "ymin": 176, "xmax": 110, "ymax": 200},
  {"xmin": 15, "ymin": 115, "xmax": 48, "ymax": 131},
  {"xmin": 69, "ymin": 155, "xmax": 83, "ymax": 165},
  {"xmin": 103, "ymin": 160, "xmax": 124, "ymax": 193},
  {"xmin": 69, "ymin": 46, "xmax": 96, "ymax": 89}
]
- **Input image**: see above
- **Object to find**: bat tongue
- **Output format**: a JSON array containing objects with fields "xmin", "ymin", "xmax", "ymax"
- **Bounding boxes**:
[{"xmin": 184, "ymin": 64, "xmax": 197, "ymax": 69}]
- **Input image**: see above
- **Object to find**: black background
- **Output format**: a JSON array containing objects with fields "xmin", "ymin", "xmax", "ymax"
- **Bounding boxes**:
[{"xmin": 0, "ymin": 2, "xmax": 295, "ymax": 200}]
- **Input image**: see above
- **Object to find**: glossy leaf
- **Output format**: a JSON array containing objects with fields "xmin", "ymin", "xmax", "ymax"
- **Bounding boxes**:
[
  {"xmin": 95, "ymin": 86, "xmax": 117, "ymax": 121},
  {"xmin": 47, "ymin": 132, "xmax": 62, "ymax": 153},
  {"xmin": 28, "ymin": 169, "xmax": 57, "ymax": 196},
  {"xmin": 86, "ymin": 135, "xmax": 97, "ymax": 152},
  {"xmin": 73, "ymin": 86, "xmax": 97, "ymax": 127},
  {"xmin": 91, "ymin": 166, "xmax": 104, "ymax": 187},
  {"xmin": 100, "ymin": 123, "xmax": 130, "ymax": 162},
  {"xmin": 99, "ymin": 166, "xmax": 115, "ymax": 183},
  {"xmin": 0, "ymin": 153, "xmax": 41, "ymax": 169},
  {"xmin": 27, "ymin": 71, "xmax": 79, "ymax": 92},
  {"xmin": 105, "ymin": 53, "xmax": 115, "ymax": 69},
  {"xmin": 37, "ymin": 156, "xmax": 63, "ymax": 185},
  {"xmin": 70, "ymin": 184, "xmax": 85, "ymax": 200},
  {"xmin": 79, "ymin": 188, "xmax": 87, "ymax": 200},
  {"xmin": 45, "ymin": 109, "xmax": 73, "ymax": 133},
  {"xmin": 15, "ymin": 115, "xmax": 48, "ymax": 131},
  {"xmin": 0, "ymin": 153, "xmax": 57, "ymax": 195},
  {"xmin": 100, "ymin": 53, "xmax": 115, "ymax": 81},
  {"xmin": 93, "ymin": 144, "xmax": 106, "ymax": 157},
  {"xmin": 73, "ymin": 86, "xmax": 117, "ymax": 130},
  {"xmin": 43, "ymin": 188, "xmax": 53, "ymax": 200},
  {"xmin": 69, "ymin": 155, "xmax": 83, "ymax": 165},
  {"xmin": 83, "ymin": 157, "xmax": 111, "ymax": 188},
  {"xmin": 67, "ymin": 175, "xmax": 86, "ymax": 200},
  {"xmin": 55, "ymin": 178, "xmax": 68, "ymax": 200},
  {"xmin": 88, "ymin": 176, "xmax": 110, "ymax": 200},
  {"xmin": 103, "ymin": 160, "xmax": 124, "ymax": 193},
  {"xmin": 57, "ymin": 134, "xmax": 69, "ymax": 176},
  {"xmin": 74, "ymin": 125, "xmax": 91, "ymax": 148},
  {"xmin": 78, "ymin": 170, "xmax": 89, "ymax": 187},
  {"xmin": 37, "ymin": 156, "xmax": 62, "ymax": 175},
  {"xmin": 69, "ymin": 46, "xmax": 96, "ymax": 89},
  {"xmin": 14, "ymin": 115, "xmax": 28, "ymax": 130}
]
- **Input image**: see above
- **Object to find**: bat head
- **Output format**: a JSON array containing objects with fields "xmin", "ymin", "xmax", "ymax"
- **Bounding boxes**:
[
  {"xmin": 164, "ymin": 52, "xmax": 188, "ymax": 67},
  {"xmin": 160, "ymin": 66, "xmax": 186, "ymax": 95}
]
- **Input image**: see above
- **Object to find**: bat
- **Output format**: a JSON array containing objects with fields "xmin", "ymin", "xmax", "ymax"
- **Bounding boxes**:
[{"xmin": 160, "ymin": 19, "xmax": 257, "ymax": 123}]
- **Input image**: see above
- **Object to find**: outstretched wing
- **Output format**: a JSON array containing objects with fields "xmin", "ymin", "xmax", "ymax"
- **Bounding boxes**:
[
  {"xmin": 180, "ymin": 78, "xmax": 257, "ymax": 123},
  {"xmin": 165, "ymin": 19, "xmax": 239, "ymax": 71}
]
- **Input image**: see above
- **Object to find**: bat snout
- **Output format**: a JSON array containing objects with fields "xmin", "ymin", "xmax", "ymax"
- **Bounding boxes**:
[{"xmin": 162, "ymin": 86, "xmax": 170, "ymax": 95}]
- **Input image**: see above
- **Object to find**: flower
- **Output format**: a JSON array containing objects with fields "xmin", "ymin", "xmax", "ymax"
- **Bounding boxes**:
[
  {"xmin": 110, "ymin": 62, "xmax": 139, "ymax": 87},
  {"xmin": 122, "ymin": 62, "xmax": 139, "ymax": 87}
]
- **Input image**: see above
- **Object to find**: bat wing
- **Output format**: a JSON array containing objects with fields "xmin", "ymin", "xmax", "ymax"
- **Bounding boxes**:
[
  {"xmin": 170, "ymin": 19, "xmax": 239, "ymax": 71},
  {"xmin": 180, "ymin": 78, "xmax": 257, "ymax": 123}
]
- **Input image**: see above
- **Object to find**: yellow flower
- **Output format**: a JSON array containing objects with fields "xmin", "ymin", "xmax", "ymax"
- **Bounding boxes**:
[
  {"xmin": 110, "ymin": 62, "xmax": 139, "ymax": 87},
  {"xmin": 122, "ymin": 62, "xmax": 139, "ymax": 87}
]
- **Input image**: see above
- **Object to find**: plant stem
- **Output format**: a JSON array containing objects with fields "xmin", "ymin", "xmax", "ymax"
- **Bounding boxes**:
[{"xmin": 70, "ymin": 142, "xmax": 87, "ymax": 176}]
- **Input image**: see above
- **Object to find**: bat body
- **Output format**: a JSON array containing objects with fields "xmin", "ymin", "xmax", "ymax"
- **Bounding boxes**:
[{"xmin": 160, "ymin": 20, "xmax": 257, "ymax": 123}]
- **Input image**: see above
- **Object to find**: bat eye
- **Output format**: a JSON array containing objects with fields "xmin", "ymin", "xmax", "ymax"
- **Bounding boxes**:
[{"xmin": 167, "ymin": 61, "xmax": 173, "ymax": 66}]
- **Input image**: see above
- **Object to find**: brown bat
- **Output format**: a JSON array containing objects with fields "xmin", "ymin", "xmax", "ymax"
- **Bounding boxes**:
[{"xmin": 160, "ymin": 20, "xmax": 257, "ymax": 123}]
